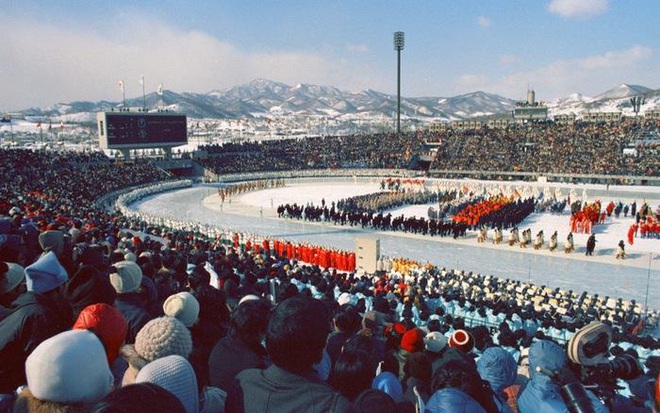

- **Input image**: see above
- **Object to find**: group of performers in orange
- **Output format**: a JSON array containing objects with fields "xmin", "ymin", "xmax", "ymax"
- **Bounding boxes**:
[{"xmin": 229, "ymin": 234, "xmax": 357, "ymax": 272}]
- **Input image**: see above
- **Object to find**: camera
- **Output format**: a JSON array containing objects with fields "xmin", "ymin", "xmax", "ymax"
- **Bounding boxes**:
[{"xmin": 567, "ymin": 321, "xmax": 643, "ymax": 407}]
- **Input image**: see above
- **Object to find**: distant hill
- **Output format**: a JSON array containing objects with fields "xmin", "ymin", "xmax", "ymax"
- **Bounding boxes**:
[{"xmin": 17, "ymin": 79, "xmax": 659, "ymax": 122}]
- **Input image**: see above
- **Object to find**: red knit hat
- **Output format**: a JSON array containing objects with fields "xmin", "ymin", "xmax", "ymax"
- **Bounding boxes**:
[
  {"xmin": 400, "ymin": 328, "xmax": 425, "ymax": 353},
  {"xmin": 448, "ymin": 329, "xmax": 475, "ymax": 354}
]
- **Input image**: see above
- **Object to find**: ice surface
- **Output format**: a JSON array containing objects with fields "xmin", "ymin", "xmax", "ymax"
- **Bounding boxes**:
[{"xmin": 132, "ymin": 178, "xmax": 660, "ymax": 311}]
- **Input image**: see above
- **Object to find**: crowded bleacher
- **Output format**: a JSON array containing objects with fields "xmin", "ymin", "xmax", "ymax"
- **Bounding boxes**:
[
  {"xmin": 197, "ymin": 119, "xmax": 659, "ymax": 178},
  {"xmin": 1, "ymin": 117, "xmax": 660, "ymax": 413}
]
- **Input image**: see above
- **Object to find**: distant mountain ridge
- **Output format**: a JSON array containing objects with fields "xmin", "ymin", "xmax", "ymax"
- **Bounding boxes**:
[{"xmin": 19, "ymin": 79, "xmax": 659, "ymax": 122}]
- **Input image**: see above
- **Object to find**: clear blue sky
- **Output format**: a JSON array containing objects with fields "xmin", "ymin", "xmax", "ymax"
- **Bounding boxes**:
[{"xmin": 1, "ymin": 0, "xmax": 658, "ymax": 110}]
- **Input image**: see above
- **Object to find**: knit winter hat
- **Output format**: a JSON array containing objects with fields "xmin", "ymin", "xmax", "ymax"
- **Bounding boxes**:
[
  {"xmin": 0, "ymin": 262, "xmax": 25, "ymax": 295},
  {"xmin": 135, "ymin": 355, "xmax": 199, "ymax": 413},
  {"xmin": 135, "ymin": 316, "xmax": 193, "ymax": 362},
  {"xmin": 400, "ymin": 328, "xmax": 425, "ymax": 353},
  {"xmin": 337, "ymin": 292, "xmax": 353, "ymax": 306},
  {"xmin": 25, "ymin": 330, "xmax": 113, "ymax": 404},
  {"xmin": 163, "ymin": 292, "xmax": 200, "ymax": 327},
  {"xmin": 424, "ymin": 331, "xmax": 448, "ymax": 353},
  {"xmin": 109, "ymin": 260, "xmax": 143, "ymax": 294},
  {"xmin": 39, "ymin": 230, "xmax": 65, "ymax": 254},
  {"xmin": 448, "ymin": 329, "xmax": 475, "ymax": 354},
  {"xmin": 25, "ymin": 251, "xmax": 68, "ymax": 293},
  {"xmin": 73, "ymin": 303, "xmax": 129, "ymax": 366}
]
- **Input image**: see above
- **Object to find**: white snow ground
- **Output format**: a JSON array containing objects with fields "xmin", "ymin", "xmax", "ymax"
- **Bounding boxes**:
[{"xmin": 132, "ymin": 178, "xmax": 660, "ymax": 314}]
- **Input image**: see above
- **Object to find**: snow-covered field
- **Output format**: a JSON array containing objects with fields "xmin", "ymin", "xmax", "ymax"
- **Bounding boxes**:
[{"xmin": 132, "ymin": 178, "xmax": 660, "ymax": 311}]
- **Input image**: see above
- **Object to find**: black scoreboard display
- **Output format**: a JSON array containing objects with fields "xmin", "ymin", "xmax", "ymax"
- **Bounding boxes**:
[{"xmin": 97, "ymin": 112, "xmax": 187, "ymax": 149}]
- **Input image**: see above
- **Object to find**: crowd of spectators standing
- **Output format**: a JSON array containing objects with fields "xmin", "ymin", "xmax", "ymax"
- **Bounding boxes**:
[
  {"xmin": 429, "ymin": 119, "xmax": 658, "ymax": 177},
  {"xmin": 197, "ymin": 119, "xmax": 659, "ymax": 177},
  {"xmin": 1, "ymin": 146, "xmax": 660, "ymax": 413}
]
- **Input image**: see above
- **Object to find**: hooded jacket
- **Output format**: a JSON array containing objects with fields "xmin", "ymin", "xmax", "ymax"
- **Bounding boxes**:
[
  {"xmin": 0, "ymin": 292, "xmax": 71, "ymax": 393},
  {"xmin": 425, "ymin": 387, "xmax": 486, "ymax": 413},
  {"xmin": 517, "ymin": 340, "xmax": 608, "ymax": 413},
  {"xmin": 476, "ymin": 346, "xmax": 516, "ymax": 413}
]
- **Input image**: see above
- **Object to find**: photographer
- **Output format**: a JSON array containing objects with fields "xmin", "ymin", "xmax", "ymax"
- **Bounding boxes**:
[
  {"xmin": 567, "ymin": 321, "xmax": 646, "ymax": 411},
  {"xmin": 517, "ymin": 339, "xmax": 608, "ymax": 413}
]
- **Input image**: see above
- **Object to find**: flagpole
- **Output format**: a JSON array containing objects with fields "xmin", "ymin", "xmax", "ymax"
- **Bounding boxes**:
[
  {"xmin": 118, "ymin": 80, "xmax": 125, "ymax": 108},
  {"xmin": 141, "ymin": 75, "xmax": 146, "ymax": 110},
  {"xmin": 644, "ymin": 252, "xmax": 652, "ymax": 317},
  {"xmin": 157, "ymin": 83, "xmax": 164, "ymax": 110}
]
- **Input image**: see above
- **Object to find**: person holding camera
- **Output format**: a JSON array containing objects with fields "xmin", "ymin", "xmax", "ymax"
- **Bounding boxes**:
[{"xmin": 517, "ymin": 340, "xmax": 608, "ymax": 413}]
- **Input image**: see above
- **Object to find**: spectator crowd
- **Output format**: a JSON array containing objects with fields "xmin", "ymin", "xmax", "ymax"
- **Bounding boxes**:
[
  {"xmin": 1, "ymin": 127, "xmax": 659, "ymax": 413},
  {"xmin": 196, "ymin": 119, "xmax": 659, "ymax": 178}
]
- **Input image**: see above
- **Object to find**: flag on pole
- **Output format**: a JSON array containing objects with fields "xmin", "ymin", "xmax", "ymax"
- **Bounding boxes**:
[
  {"xmin": 157, "ymin": 83, "xmax": 163, "ymax": 96},
  {"xmin": 118, "ymin": 80, "xmax": 124, "ymax": 92},
  {"xmin": 140, "ymin": 75, "xmax": 144, "ymax": 85}
]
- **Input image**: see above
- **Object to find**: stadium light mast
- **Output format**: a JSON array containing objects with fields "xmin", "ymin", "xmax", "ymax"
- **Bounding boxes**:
[
  {"xmin": 140, "ymin": 75, "xmax": 146, "ymax": 111},
  {"xmin": 393, "ymin": 31, "xmax": 405, "ymax": 134}
]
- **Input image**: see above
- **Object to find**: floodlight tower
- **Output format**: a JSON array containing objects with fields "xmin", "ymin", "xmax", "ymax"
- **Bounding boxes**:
[{"xmin": 393, "ymin": 31, "xmax": 405, "ymax": 134}]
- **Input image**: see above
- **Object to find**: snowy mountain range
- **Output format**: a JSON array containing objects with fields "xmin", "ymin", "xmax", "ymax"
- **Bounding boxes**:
[{"xmin": 18, "ymin": 79, "xmax": 660, "ymax": 123}]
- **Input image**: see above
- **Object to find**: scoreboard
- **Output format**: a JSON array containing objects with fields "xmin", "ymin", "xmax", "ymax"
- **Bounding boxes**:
[{"xmin": 97, "ymin": 112, "xmax": 187, "ymax": 149}]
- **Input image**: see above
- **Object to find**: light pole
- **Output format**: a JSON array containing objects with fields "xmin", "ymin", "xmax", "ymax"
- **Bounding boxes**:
[{"xmin": 393, "ymin": 31, "xmax": 405, "ymax": 134}]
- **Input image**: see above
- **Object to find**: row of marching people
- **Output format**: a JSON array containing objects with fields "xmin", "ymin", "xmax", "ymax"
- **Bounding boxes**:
[
  {"xmin": 484, "ymin": 226, "xmax": 633, "ymax": 261},
  {"xmin": 484, "ymin": 227, "xmax": 568, "ymax": 252}
]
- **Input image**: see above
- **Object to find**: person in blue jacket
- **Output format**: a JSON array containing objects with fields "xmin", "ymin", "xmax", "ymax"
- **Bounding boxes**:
[{"xmin": 517, "ymin": 340, "xmax": 608, "ymax": 413}]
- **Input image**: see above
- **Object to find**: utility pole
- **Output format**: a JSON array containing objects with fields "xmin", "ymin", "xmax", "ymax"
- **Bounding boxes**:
[{"xmin": 393, "ymin": 31, "xmax": 405, "ymax": 134}]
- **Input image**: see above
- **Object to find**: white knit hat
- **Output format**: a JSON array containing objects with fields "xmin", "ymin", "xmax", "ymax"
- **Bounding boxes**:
[
  {"xmin": 25, "ymin": 330, "xmax": 113, "ymax": 403},
  {"xmin": 163, "ymin": 292, "xmax": 200, "ymax": 327},
  {"xmin": 337, "ymin": 292, "xmax": 353, "ymax": 306},
  {"xmin": 0, "ymin": 262, "xmax": 25, "ymax": 295},
  {"xmin": 109, "ymin": 260, "xmax": 143, "ymax": 294},
  {"xmin": 135, "ymin": 316, "xmax": 193, "ymax": 362},
  {"xmin": 136, "ymin": 355, "xmax": 199, "ymax": 413}
]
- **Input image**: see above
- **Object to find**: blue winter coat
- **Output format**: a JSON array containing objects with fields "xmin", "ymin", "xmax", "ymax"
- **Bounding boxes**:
[
  {"xmin": 477, "ymin": 347, "xmax": 516, "ymax": 412},
  {"xmin": 517, "ymin": 340, "xmax": 608, "ymax": 413},
  {"xmin": 425, "ymin": 388, "xmax": 486, "ymax": 413}
]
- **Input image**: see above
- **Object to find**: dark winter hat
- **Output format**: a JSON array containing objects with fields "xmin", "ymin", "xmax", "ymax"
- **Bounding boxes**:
[
  {"xmin": 38, "ymin": 230, "xmax": 64, "ymax": 254},
  {"xmin": 448, "ymin": 329, "xmax": 475, "ymax": 354},
  {"xmin": 66, "ymin": 265, "xmax": 117, "ymax": 315},
  {"xmin": 353, "ymin": 389, "xmax": 397, "ymax": 413},
  {"xmin": 25, "ymin": 251, "xmax": 68, "ymax": 293}
]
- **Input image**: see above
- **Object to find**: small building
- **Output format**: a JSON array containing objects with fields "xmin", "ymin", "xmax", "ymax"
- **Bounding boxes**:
[
  {"xmin": 553, "ymin": 113, "xmax": 576, "ymax": 125},
  {"xmin": 513, "ymin": 89, "xmax": 548, "ymax": 123},
  {"xmin": 582, "ymin": 112, "xmax": 622, "ymax": 123}
]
